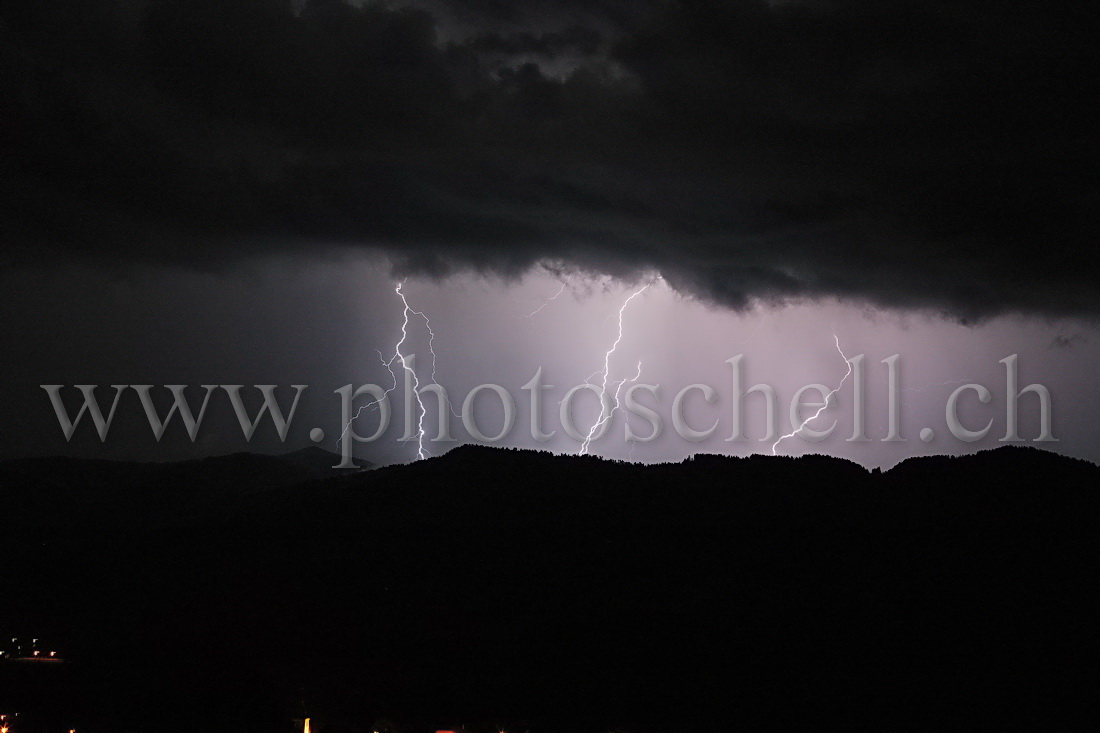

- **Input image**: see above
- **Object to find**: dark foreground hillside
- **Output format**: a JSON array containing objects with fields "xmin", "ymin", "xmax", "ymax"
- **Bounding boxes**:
[{"xmin": 1, "ymin": 446, "xmax": 1098, "ymax": 731}]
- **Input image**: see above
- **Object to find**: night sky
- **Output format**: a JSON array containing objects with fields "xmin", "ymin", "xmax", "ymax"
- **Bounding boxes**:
[{"xmin": 2, "ymin": 1, "xmax": 1098, "ymax": 467}]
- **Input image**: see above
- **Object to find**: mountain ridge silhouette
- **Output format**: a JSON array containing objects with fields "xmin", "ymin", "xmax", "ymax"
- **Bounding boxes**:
[{"xmin": 2, "ymin": 444, "xmax": 1097, "ymax": 731}]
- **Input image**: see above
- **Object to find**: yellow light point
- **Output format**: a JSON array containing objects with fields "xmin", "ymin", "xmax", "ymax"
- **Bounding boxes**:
[{"xmin": 303, "ymin": 717, "xmax": 311, "ymax": 733}]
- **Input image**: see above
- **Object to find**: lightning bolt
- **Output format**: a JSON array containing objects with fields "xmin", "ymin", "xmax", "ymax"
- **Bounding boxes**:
[
  {"xmin": 403, "ymin": 286, "xmax": 462, "ymax": 420},
  {"xmin": 337, "ymin": 281, "xmax": 441, "ymax": 461},
  {"xmin": 579, "ymin": 283, "xmax": 650, "ymax": 455},
  {"xmin": 770, "ymin": 334, "xmax": 853, "ymax": 456},
  {"xmin": 392, "ymin": 281, "xmax": 431, "ymax": 459},
  {"xmin": 732, "ymin": 311, "xmax": 768, "ymax": 349},
  {"xmin": 522, "ymin": 282, "xmax": 568, "ymax": 319},
  {"xmin": 608, "ymin": 360, "xmax": 645, "ymax": 457},
  {"xmin": 580, "ymin": 360, "xmax": 644, "ymax": 455},
  {"xmin": 334, "ymin": 348, "xmax": 396, "ymax": 449}
]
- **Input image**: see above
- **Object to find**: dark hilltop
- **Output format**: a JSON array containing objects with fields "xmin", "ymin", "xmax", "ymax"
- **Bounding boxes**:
[{"xmin": 2, "ymin": 445, "xmax": 1098, "ymax": 731}]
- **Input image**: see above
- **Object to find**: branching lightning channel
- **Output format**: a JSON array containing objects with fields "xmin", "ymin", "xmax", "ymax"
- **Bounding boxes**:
[
  {"xmin": 393, "ymin": 282, "xmax": 430, "ymax": 459},
  {"xmin": 335, "ymin": 348, "xmax": 396, "ymax": 450},
  {"xmin": 598, "ymin": 359, "xmax": 645, "ymax": 457},
  {"xmin": 770, "ymin": 334, "xmax": 853, "ymax": 456},
  {"xmin": 337, "ymin": 281, "xmax": 439, "ymax": 461},
  {"xmin": 523, "ymin": 282, "xmax": 567, "ymax": 319},
  {"xmin": 579, "ymin": 283, "xmax": 649, "ymax": 455},
  {"xmin": 404, "ymin": 286, "xmax": 462, "ymax": 420}
]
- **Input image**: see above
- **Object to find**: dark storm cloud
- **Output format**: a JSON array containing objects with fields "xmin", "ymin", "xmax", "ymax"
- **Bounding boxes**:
[
  {"xmin": 1050, "ymin": 333, "xmax": 1087, "ymax": 350},
  {"xmin": 456, "ymin": 26, "xmax": 603, "ymax": 61},
  {"xmin": 2, "ymin": 0, "xmax": 1097, "ymax": 319}
]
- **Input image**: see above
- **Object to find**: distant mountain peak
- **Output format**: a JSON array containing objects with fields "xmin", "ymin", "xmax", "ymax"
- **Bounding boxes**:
[{"xmin": 279, "ymin": 445, "xmax": 374, "ymax": 471}]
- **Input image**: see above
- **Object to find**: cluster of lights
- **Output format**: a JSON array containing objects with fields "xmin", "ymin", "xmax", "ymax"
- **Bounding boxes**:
[
  {"xmin": 1, "ymin": 638, "xmax": 60, "ymax": 662},
  {"xmin": 0, "ymin": 713, "xmax": 76, "ymax": 733}
]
